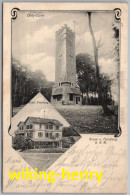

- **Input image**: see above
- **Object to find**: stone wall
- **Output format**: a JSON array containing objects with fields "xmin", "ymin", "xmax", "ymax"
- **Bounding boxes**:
[{"xmin": 55, "ymin": 25, "xmax": 76, "ymax": 87}]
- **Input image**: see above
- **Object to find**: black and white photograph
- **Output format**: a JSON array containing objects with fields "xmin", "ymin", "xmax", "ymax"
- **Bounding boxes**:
[
  {"xmin": 2, "ymin": 2, "xmax": 128, "ymax": 193},
  {"xmin": 9, "ymin": 9, "xmax": 121, "ymax": 170}
]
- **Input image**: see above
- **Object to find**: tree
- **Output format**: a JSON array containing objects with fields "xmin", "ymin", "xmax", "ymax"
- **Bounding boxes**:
[
  {"xmin": 76, "ymin": 53, "xmax": 96, "ymax": 97},
  {"xmin": 76, "ymin": 53, "xmax": 112, "ymax": 105},
  {"xmin": 112, "ymin": 23, "xmax": 119, "ymax": 82},
  {"xmin": 76, "ymin": 53, "xmax": 97, "ymax": 104},
  {"xmin": 88, "ymin": 12, "xmax": 113, "ymax": 115},
  {"xmin": 12, "ymin": 58, "xmax": 54, "ymax": 108},
  {"xmin": 99, "ymin": 74, "xmax": 113, "ymax": 105},
  {"xmin": 41, "ymin": 81, "xmax": 54, "ymax": 102}
]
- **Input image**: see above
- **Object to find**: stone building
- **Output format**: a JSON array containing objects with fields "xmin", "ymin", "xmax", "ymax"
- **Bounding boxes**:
[{"xmin": 51, "ymin": 24, "xmax": 82, "ymax": 105}]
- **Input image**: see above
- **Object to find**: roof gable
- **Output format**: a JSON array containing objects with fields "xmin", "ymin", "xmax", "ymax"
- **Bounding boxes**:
[
  {"xmin": 17, "ymin": 121, "xmax": 24, "ymax": 127},
  {"xmin": 24, "ymin": 117, "xmax": 63, "ymax": 126},
  {"xmin": 24, "ymin": 117, "xmax": 33, "ymax": 125}
]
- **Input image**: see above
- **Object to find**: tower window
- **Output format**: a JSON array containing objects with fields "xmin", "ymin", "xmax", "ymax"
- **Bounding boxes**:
[
  {"xmin": 59, "ymin": 83, "xmax": 60, "ymax": 86},
  {"xmin": 69, "ymin": 94, "xmax": 73, "ymax": 101}
]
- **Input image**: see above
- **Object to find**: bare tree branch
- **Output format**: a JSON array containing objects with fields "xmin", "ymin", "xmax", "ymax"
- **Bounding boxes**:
[{"xmin": 88, "ymin": 12, "xmax": 113, "ymax": 116}]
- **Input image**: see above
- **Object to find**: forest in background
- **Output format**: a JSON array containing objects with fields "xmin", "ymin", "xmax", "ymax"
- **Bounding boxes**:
[
  {"xmin": 12, "ymin": 22, "xmax": 119, "ymax": 109},
  {"xmin": 12, "ymin": 58, "xmax": 54, "ymax": 107},
  {"xmin": 12, "ymin": 52, "xmax": 114, "ymax": 108}
]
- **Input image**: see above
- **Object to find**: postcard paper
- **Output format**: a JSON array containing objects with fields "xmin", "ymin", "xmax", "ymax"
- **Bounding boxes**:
[{"xmin": 2, "ymin": 2, "xmax": 128, "ymax": 193}]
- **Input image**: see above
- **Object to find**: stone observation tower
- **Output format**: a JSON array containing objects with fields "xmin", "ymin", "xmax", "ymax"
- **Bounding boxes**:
[{"xmin": 51, "ymin": 24, "xmax": 82, "ymax": 105}]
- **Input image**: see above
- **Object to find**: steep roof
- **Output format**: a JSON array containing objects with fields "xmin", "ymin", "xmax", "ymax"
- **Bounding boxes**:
[
  {"xmin": 25, "ymin": 117, "xmax": 63, "ymax": 126},
  {"xmin": 62, "ymin": 126, "xmax": 80, "ymax": 137},
  {"xmin": 17, "ymin": 121, "xmax": 24, "ymax": 127},
  {"xmin": 52, "ymin": 87, "xmax": 81, "ymax": 96},
  {"xmin": 67, "ymin": 87, "xmax": 81, "ymax": 95},
  {"xmin": 52, "ymin": 88, "xmax": 63, "ymax": 96}
]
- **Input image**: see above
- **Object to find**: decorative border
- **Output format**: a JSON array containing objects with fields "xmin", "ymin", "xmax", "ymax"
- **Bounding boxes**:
[
  {"xmin": 114, "ymin": 126, "xmax": 122, "ymax": 137},
  {"xmin": 11, "ymin": 8, "xmax": 20, "ymax": 20},
  {"xmin": 9, "ymin": 8, "xmax": 122, "ymax": 137},
  {"xmin": 114, "ymin": 8, "xmax": 122, "ymax": 22}
]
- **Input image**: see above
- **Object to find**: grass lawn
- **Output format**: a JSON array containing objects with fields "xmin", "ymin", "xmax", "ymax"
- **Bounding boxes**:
[
  {"xmin": 13, "ymin": 105, "xmax": 118, "ymax": 134},
  {"xmin": 14, "ymin": 105, "xmax": 118, "ymax": 171},
  {"xmin": 19, "ymin": 152, "xmax": 63, "ymax": 171},
  {"xmin": 56, "ymin": 105, "xmax": 118, "ymax": 134}
]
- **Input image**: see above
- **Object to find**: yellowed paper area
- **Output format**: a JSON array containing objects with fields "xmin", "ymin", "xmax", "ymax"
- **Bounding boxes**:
[{"xmin": 2, "ymin": 2, "xmax": 128, "ymax": 193}]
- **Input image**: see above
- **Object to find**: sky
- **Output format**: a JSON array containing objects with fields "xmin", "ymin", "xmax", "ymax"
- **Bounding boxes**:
[{"xmin": 12, "ymin": 10, "xmax": 120, "ymax": 87}]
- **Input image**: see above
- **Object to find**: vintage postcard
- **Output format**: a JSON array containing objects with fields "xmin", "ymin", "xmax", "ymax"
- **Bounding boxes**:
[{"xmin": 2, "ymin": 2, "xmax": 128, "ymax": 193}]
